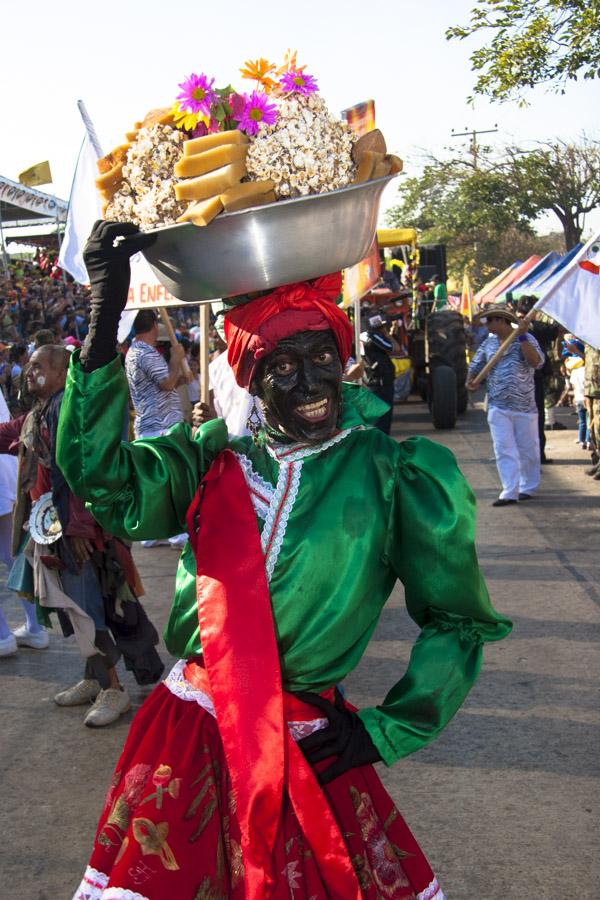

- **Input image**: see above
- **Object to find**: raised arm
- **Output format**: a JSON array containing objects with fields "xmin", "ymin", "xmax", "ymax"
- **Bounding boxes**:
[{"xmin": 56, "ymin": 221, "xmax": 228, "ymax": 541}]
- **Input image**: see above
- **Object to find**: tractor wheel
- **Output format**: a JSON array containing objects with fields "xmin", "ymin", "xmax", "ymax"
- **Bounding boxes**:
[
  {"xmin": 428, "ymin": 310, "xmax": 468, "ymax": 412},
  {"xmin": 431, "ymin": 365, "xmax": 457, "ymax": 429}
]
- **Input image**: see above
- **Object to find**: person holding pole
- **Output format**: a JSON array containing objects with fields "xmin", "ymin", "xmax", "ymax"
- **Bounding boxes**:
[{"xmin": 467, "ymin": 306, "xmax": 545, "ymax": 506}]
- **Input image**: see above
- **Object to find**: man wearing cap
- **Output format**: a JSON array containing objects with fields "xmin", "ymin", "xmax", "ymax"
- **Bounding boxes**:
[
  {"xmin": 60, "ymin": 221, "xmax": 510, "ymax": 899},
  {"xmin": 467, "ymin": 306, "xmax": 545, "ymax": 506}
]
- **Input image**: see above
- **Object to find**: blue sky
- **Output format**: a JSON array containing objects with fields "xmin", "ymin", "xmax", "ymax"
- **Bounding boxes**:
[{"xmin": 3, "ymin": 0, "xmax": 599, "ymax": 234}]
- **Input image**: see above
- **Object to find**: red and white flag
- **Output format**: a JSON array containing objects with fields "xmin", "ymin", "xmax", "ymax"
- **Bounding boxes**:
[{"xmin": 535, "ymin": 230, "xmax": 600, "ymax": 349}]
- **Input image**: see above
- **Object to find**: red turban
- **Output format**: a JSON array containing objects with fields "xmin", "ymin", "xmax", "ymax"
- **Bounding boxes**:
[{"xmin": 224, "ymin": 273, "xmax": 353, "ymax": 388}]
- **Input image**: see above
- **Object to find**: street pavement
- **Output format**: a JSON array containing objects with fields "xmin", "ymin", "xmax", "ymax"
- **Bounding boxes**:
[{"xmin": 1, "ymin": 398, "xmax": 598, "ymax": 899}]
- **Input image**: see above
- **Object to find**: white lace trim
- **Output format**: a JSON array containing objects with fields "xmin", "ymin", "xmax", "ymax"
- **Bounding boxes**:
[
  {"xmin": 287, "ymin": 718, "xmax": 328, "ymax": 741},
  {"xmin": 102, "ymin": 890, "xmax": 150, "ymax": 900},
  {"xmin": 234, "ymin": 452, "xmax": 274, "ymax": 521},
  {"xmin": 267, "ymin": 427, "xmax": 360, "ymax": 463},
  {"xmin": 72, "ymin": 865, "xmax": 108, "ymax": 900},
  {"xmin": 163, "ymin": 659, "xmax": 215, "ymax": 716},
  {"xmin": 261, "ymin": 459, "xmax": 303, "ymax": 581},
  {"xmin": 163, "ymin": 661, "xmax": 326, "ymax": 742},
  {"xmin": 417, "ymin": 878, "xmax": 446, "ymax": 900}
]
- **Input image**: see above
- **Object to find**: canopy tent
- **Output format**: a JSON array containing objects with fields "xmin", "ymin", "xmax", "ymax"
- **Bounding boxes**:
[
  {"xmin": 474, "ymin": 263, "xmax": 520, "ymax": 305},
  {"xmin": 0, "ymin": 176, "xmax": 67, "ymax": 226},
  {"xmin": 0, "ymin": 176, "xmax": 68, "ymax": 260},
  {"xmin": 503, "ymin": 251, "xmax": 561, "ymax": 302},
  {"xmin": 475, "ymin": 255, "xmax": 541, "ymax": 305},
  {"xmin": 534, "ymin": 243, "xmax": 583, "ymax": 289}
]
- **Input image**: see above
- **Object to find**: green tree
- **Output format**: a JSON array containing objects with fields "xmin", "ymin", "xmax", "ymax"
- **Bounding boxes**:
[
  {"xmin": 447, "ymin": 0, "xmax": 600, "ymax": 103},
  {"xmin": 504, "ymin": 139, "xmax": 600, "ymax": 248},
  {"xmin": 385, "ymin": 156, "xmax": 537, "ymax": 285}
]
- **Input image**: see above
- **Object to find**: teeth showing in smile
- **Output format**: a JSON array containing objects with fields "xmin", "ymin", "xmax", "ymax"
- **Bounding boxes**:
[{"xmin": 296, "ymin": 399, "xmax": 329, "ymax": 419}]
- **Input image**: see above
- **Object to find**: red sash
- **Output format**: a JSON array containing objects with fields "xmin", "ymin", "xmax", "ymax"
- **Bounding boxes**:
[{"xmin": 186, "ymin": 450, "xmax": 361, "ymax": 899}]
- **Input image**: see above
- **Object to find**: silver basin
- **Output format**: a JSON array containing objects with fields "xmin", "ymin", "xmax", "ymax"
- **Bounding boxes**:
[{"xmin": 142, "ymin": 175, "xmax": 396, "ymax": 302}]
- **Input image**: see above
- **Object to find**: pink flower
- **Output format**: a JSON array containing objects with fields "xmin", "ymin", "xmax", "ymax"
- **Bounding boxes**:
[
  {"xmin": 191, "ymin": 117, "xmax": 220, "ymax": 138},
  {"xmin": 177, "ymin": 73, "xmax": 217, "ymax": 117},
  {"xmin": 228, "ymin": 92, "xmax": 246, "ymax": 119},
  {"xmin": 279, "ymin": 69, "xmax": 319, "ymax": 96},
  {"xmin": 235, "ymin": 91, "xmax": 278, "ymax": 136}
]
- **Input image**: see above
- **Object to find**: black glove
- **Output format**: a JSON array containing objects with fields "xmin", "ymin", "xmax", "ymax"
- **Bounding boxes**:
[
  {"xmin": 80, "ymin": 220, "xmax": 156, "ymax": 372},
  {"xmin": 295, "ymin": 687, "xmax": 382, "ymax": 785}
]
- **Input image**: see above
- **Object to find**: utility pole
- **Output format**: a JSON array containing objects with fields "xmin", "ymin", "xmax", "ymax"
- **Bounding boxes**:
[{"xmin": 451, "ymin": 125, "xmax": 499, "ymax": 169}]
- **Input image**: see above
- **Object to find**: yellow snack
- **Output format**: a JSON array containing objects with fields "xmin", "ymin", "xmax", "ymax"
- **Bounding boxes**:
[
  {"xmin": 183, "ymin": 130, "xmax": 249, "ymax": 157},
  {"xmin": 387, "ymin": 154, "xmax": 403, "ymax": 175},
  {"xmin": 353, "ymin": 150, "xmax": 384, "ymax": 184},
  {"xmin": 125, "ymin": 130, "xmax": 139, "ymax": 142},
  {"xmin": 95, "ymin": 163, "xmax": 124, "ymax": 192},
  {"xmin": 372, "ymin": 159, "xmax": 392, "ymax": 179},
  {"xmin": 175, "ymin": 161, "xmax": 247, "ymax": 202},
  {"xmin": 222, "ymin": 189, "xmax": 276, "ymax": 213},
  {"xmin": 177, "ymin": 195, "xmax": 224, "ymax": 226},
  {"xmin": 174, "ymin": 144, "xmax": 248, "ymax": 178},
  {"xmin": 97, "ymin": 144, "xmax": 130, "ymax": 176},
  {"xmin": 141, "ymin": 107, "xmax": 175, "ymax": 129},
  {"xmin": 220, "ymin": 179, "xmax": 276, "ymax": 211}
]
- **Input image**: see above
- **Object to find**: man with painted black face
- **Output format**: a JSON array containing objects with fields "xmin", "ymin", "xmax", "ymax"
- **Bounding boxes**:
[{"xmin": 59, "ymin": 221, "xmax": 510, "ymax": 900}]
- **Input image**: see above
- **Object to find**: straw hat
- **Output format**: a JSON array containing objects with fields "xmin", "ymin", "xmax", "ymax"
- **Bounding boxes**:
[{"xmin": 476, "ymin": 305, "xmax": 518, "ymax": 325}]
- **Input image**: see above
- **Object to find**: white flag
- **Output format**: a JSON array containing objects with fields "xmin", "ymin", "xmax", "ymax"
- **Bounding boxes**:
[
  {"xmin": 58, "ymin": 132, "xmax": 102, "ymax": 284},
  {"xmin": 535, "ymin": 231, "xmax": 600, "ymax": 349}
]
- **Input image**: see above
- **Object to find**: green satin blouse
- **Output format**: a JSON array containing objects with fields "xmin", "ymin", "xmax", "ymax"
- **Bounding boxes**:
[{"xmin": 57, "ymin": 354, "xmax": 511, "ymax": 766}]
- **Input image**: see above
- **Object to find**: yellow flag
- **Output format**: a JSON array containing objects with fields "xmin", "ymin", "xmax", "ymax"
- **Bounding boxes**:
[
  {"xmin": 461, "ymin": 270, "xmax": 473, "ymax": 322},
  {"xmin": 18, "ymin": 160, "xmax": 52, "ymax": 187}
]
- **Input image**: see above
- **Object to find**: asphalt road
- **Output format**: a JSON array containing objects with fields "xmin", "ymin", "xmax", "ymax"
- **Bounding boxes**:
[{"xmin": 1, "ymin": 398, "xmax": 598, "ymax": 899}]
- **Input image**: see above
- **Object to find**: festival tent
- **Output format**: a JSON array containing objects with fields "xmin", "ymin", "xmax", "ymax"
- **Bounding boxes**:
[
  {"xmin": 473, "ymin": 263, "xmax": 520, "ymax": 306},
  {"xmin": 0, "ymin": 175, "xmax": 67, "ymax": 256},
  {"xmin": 503, "ymin": 251, "xmax": 560, "ymax": 301},
  {"xmin": 478, "ymin": 255, "xmax": 542, "ymax": 304}
]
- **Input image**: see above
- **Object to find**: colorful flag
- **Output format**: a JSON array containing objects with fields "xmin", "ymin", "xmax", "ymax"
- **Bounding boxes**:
[
  {"xmin": 535, "ymin": 230, "xmax": 600, "ymax": 349},
  {"xmin": 461, "ymin": 270, "xmax": 473, "ymax": 321},
  {"xmin": 18, "ymin": 160, "xmax": 52, "ymax": 187},
  {"xmin": 341, "ymin": 99, "xmax": 376, "ymax": 137}
]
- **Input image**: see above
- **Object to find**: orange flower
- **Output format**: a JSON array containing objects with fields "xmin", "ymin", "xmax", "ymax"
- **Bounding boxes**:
[
  {"xmin": 240, "ymin": 57, "xmax": 278, "ymax": 93},
  {"xmin": 276, "ymin": 49, "xmax": 307, "ymax": 76}
]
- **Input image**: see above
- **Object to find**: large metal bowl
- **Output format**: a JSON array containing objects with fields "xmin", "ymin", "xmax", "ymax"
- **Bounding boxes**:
[{"xmin": 142, "ymin": 175, "xmax": 396, "ymax": 302}]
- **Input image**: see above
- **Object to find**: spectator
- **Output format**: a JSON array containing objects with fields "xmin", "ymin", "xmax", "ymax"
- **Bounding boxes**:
[
  {"xmin": 467, "ymin": 306, "xmax": 545, "ymax": 507},
  {"xmin": 125, "ymin": 310, "xmax": 186, "ymax": 439},
  {"xmin": 361, "ymin": 314, "xmax": 399, "ymax": 435},
  {"xmin": 0, "ymin": 345, "xmax": 163, "ymax": 717},
  {"xmin": 431, "ymin": 274, "xmax": 448, "ymax": 311},
  {"xmin": 125, "ymin": 310, "xmax": 188, "ymax": 547}
]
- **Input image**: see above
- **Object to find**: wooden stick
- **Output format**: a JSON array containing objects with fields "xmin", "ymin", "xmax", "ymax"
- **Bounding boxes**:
[
  {"xmin": 469, "ymin": 310, "xmax": 537, "ymax": 388},
  {"xmin": 199, "ymin": 304, "xmax": 211, "ymax": 404},
  {"xmin": 158, "ymin": 307, "xmax": 191, "ymax": 378}
]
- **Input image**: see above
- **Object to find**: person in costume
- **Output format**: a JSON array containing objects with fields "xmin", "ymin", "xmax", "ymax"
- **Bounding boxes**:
[
  {"xmin": 0, "ymin": 343, "xmax": 163, "ymax": 725},
  {"xmin": 60, "ymin": 221, "xmax": 511, "ymax": 899}
]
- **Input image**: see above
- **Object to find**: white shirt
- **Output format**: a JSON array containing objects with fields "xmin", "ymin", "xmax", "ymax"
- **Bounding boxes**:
[{"xmin": 209, "ymin": 352, "xmax": 259, "ymax": 438}]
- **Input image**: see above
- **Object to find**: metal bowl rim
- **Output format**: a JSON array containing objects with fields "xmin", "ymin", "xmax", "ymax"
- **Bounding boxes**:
[{"xmin": 145, "ymin": 173, "xmax": 398, "ymax": 236}]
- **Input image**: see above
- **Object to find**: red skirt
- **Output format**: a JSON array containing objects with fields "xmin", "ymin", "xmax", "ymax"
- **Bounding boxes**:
[{"xmin": 73, "ymin": 663, "xmax": 445, "ymax": 900}]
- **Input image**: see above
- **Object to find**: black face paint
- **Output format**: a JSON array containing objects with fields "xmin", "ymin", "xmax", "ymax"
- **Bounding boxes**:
[{"xmin": 254, "ymin": 330, "xmax": 343, "ymax": 444}]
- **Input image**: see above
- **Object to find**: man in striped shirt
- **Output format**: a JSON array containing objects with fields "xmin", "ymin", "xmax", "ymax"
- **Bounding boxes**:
[
  {"xmin": 125, "ymin": 310, "xmax": 189, "ymax": 546},
  {"xmin": 467, "ymin": 306, "xmax": 545, "ymax": 507},
  {"xmin": 125, "ymin": 310, "xmax": 187, "ymax": 439}
]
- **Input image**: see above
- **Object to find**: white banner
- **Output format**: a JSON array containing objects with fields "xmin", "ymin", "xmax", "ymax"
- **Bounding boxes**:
[
  {"xmin": 0, "ymin": 176, "xmax": 67, "ymax": 222},
  {"xmin": 126, "ymin": 254, "xmax": 191, "ymax": 310}
]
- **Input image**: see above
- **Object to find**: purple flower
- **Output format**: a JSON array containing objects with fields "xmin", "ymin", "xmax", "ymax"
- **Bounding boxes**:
[
  {"xmin": 191, "ymin": 117, "xmax": 220, "ymax": 138},
  {"xmin": 279, "ymin": 69, "xmax": 319, "ymax": 96},
  {"xmin": 228, "ymin": 92, "xmax": 246, "ymax": 119},
  {"xmin": 177, "ymin": 73, "xmax": 217, "ymax": 117},
  {"xmin": 235, "ymin": 91, "xmax": 278, "ymax": 136}
]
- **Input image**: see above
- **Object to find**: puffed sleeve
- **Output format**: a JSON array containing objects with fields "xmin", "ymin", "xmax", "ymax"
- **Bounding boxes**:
[
  {"xmin": 358, "ymin": 436, "xmax": 511, "ymax": 766},
  {"xmin": 56, "ymin": 353, "xmax": 228, "ymax": 541}
]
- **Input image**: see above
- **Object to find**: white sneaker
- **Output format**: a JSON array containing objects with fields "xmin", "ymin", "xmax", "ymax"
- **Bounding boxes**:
[
  {"xmin": 84, "ymin": 687, "xmax": 131, "ymax": 728},
  {"xmin": 13, "ymin": 624, "xmax": 49, "ymax": 650},
  {"xmin": 0, "ymin": 633, "xmax": 17, "ymax": 657},
  {"xmin": 54, "ymin": 678, "xmax": 101, "ymax": 707}
]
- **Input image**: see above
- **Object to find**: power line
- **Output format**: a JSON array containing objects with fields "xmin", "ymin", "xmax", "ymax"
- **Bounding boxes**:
[{"xmin": 451, "ymin": 125, "xmax": 499, "ymax": 169}]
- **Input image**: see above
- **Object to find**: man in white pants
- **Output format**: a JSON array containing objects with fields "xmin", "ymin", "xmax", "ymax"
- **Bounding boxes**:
[{"xmin": 467, "ymin": 306, "xmax": 545, "ymax": 507}]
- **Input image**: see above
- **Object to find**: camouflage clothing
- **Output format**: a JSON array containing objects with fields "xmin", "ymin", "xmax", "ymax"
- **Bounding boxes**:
[{"xmin": 584, "ymin": 345, "xmax": 600, "ymax": 399}]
